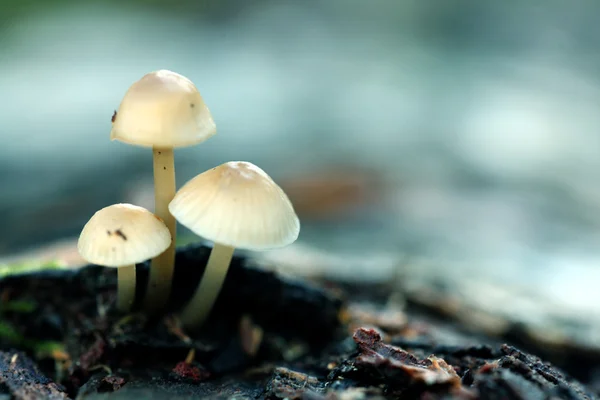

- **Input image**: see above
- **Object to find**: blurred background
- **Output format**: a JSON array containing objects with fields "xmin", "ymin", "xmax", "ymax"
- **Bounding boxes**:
[{"xmin": 1, "ymin": 1, "xmax": 600, "ymax": 320}]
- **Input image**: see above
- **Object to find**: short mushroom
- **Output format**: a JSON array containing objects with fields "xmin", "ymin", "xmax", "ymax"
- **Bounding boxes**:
[
  {"xmin": 77, "ymin": 203, "xmax": 172, "ymax": 313},
  {"xmin": 168, "ymin": 161, "xmax": 300, "ymax": 329},
  {"xmin": 110, "ymin": 69, "xmax": 217, "ymax": 313}
]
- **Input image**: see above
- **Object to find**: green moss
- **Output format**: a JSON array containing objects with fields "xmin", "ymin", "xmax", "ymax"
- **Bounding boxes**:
[
  {"xmin": 30, "ymin": 340, "xmax": 66, "ymax": 359},
  {"xmin": 0, "ymin": 320, "xmax": 23, "ymax": 343},
  {"xmin": 0, "ymin": 319, "xmax": 65, "ymax": 358},
  {"xmin": 0, "ymin": 260, "xmax": 66, "ymax": 279},
  {"xmin": 0, "ymin": 300, "xmax": 37, "ymax": 313}
]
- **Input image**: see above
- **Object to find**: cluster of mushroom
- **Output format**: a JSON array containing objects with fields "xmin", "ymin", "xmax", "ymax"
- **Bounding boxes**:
[{"xmin": 77, "ymin": 70, "xmax": 300, "ymax": 330}]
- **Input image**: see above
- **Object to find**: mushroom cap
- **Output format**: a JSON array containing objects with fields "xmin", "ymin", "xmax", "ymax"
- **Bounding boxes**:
[
  {"xmin": 169, "ymin": 161, "xmax": 300, "ymax": 251},
  {"xmin": 78, "ymin": 203, "xmax": 172, "ymax": 267},
  {"xmin": 110, "ymin": 70, "xmax": 216, "ymax": 148}
]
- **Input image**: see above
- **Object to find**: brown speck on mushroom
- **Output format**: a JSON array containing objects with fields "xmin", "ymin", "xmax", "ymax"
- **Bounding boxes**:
[
  {"xmin": 115, "ymin": 229, "xmax": 128, "ymax": 241},
  {"xmin": 111, "ymin": 110, "xmax": 117, "ymax": 123},
  {"xmin": 163, "ymin": 167, "xmax": 166, "ymax": 170},
  {"xmin": 190, "ymin": 103, "xmax": 195, "ymax": 108},
  {"xmin": 107, "ymin": 230, "xmax": 112, "ymax": 236}
]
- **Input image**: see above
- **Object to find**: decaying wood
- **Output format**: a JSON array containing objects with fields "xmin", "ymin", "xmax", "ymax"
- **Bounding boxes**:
[
  {"xmin": 0, "ymin": 244, "xmax": 598, "ymax": 399},
  {"xmin": 0, "ymin": 351, "xmax": 70, "ymax": 400}
]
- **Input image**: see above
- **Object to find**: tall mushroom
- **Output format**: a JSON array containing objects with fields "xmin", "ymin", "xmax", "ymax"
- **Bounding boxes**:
[
  {"xmin": 110, "ymin": 70, "xmax": 217, "ymax": 313},
  {"xmin": 77, "ymin": 203, "xmax": 172, "ymax": 312},
  {"xmin": 169, "ymin": 161, "xmax": 300, "ymax": 329}
]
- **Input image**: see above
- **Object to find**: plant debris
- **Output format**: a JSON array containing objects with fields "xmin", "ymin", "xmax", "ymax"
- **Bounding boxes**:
[
  {"xmin": 351, "ymin": 327, "xmax": 466, "ymax": 391},
  {"xmin": 97, "ymin": 375, "xmax": 126, "ymax": 393},
  {"xmin": 171, "ymin": 360, "xmax": 210, "ymax": 383},
  {"xmin": 0, "ymin": 244, "xmax": 598, "ymax": 399}
]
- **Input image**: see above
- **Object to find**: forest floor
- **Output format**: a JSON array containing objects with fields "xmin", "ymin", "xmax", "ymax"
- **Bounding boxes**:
[{"xmin": 0, "ymin": 244, "xmax": 598, "ymax": 399}]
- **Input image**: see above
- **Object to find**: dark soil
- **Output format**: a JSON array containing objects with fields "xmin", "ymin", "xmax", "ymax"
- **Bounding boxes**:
[{"xmin": 0, "ymin": 244, "xmax": 598, "ymax": 399}]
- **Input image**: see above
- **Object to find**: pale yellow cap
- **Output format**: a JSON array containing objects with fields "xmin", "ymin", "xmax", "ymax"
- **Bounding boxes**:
[
  {"xmin": 110, "ymin": 70, "xmax": 216, "ymax": 148},
  {"xmin": 169, "ymin": 161, "xmax": 300, "ymax": 250},
  {"xmin": 78, "ymin": 203, "xmax": 172, "ymax": 267}
]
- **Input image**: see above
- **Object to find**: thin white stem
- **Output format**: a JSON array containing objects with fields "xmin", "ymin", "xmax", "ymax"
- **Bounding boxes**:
[
  {"xmin": 117, "ymin": 264, "xmax": 136, "ymax": 312},
  {"xmin": 180, "ymin": 243, "xmax": 235, "ymax": 329},
  {"xmin": 145, "ymin": 147, "xmax": 177, "ymax": 314}
]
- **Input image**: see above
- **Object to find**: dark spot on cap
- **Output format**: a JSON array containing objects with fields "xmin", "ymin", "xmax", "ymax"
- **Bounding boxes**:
[
  {"xmin": 190, "ymin": 103, "xmax": 195, "ymax": 108},
  {"xmin": 111, "ymin": 110, "xmax": 117, "ymax": 123},
  {"xmin": 163, "ymin": 167, "xmax": 166, "ymax": 170},
  {"xmin": 115, "ymin": 229, "xmax": 128, "ymax": 241},
  {"xmin": 107, "ymin": 230, "xmax": 112, "ymax": 236}
]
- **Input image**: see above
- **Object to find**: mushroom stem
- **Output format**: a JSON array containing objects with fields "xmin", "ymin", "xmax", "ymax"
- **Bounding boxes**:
[
  {"xmin": 179, "ymin": 243, "xmax": 235, "ymax": 329},
  {"xmin": 117, "ymin": 264, "xmax": 136, "ymax": 312},
  {"xmin": 145, "ymin": 147, "xmax": 177, "ymax": 314}
]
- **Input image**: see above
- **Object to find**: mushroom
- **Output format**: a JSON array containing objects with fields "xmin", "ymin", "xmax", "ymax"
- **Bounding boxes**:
[
  {"xmin": 168, "ymin": 161, "xmax": 300, "ymax": 329},
  {"xmin": 77, "ymin": 203, "xmax": 172, "ymax": 312},
  {"xmin": 110, "ymin": 69, "xmax": 217, "ymax": 313}
]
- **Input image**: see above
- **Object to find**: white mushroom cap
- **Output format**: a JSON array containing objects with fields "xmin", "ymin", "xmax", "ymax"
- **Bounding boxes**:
[
  {"xmin": 110, "ymin": 70, "xmax": 216, "ymax": 148},
  {"xmin": 78, "ymin": 203, "xmax": 172, "ymax": 267},
  {"xmin": 169, "ymin": 161, "xmax": 300, "ymax": 251}
]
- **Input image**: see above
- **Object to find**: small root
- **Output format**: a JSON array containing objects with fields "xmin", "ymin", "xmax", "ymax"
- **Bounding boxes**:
[
  {"xmin": 184, "ymin": 348, "xmax": 195, "ymax": 364},
  {"xmin": 165, "ymin": 315, "xmax": 192, "ymax": 344},
  {"xmin": 88, "ymin": 364, "xmax": 113, "ymax": 375}
]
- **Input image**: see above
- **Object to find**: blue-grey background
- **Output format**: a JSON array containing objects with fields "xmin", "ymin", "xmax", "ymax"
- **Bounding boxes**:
[{"xmin": 1, "ymin": 1, "xmax": 600, "ymax": 318}]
